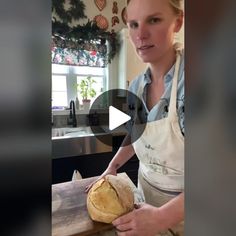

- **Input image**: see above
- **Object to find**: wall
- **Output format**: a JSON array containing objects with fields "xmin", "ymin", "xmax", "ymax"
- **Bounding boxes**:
[
  {"xmin": 52, "ymin": 0, "xmax": 185, "ymax": 90},
  {"xmin": 53, "ymin": 0, "xmax": 127, "ymax": 33},
  {"xmin": 52, "ymin": 0, "xmax": 128, "ymax": 90}
]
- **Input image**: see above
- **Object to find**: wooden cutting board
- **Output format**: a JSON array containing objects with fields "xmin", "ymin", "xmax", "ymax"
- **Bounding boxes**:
[{"xmin": 52, "ymin": 173, "xmax": 136, "ymax": 236}]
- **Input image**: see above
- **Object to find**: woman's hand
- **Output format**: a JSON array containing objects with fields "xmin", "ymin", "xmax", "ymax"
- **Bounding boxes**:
[
  {"xmin": 85, "ymin": 141, "xmax": 135, "ymax": 193},
  {"xmin": 112, "ymin": 203, "xmax": 166, "ymax": 236},
  {"xmin": 84, "ymin": 165, "xmax": 117, "ymax": 193}
]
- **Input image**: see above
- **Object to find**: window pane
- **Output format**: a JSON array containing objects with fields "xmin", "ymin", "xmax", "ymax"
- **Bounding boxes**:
[
  {"xmin": 51, "ymin": 64, "xmax": 107, "ymax": 108},
  {"xmin": 52, "ymin": 64, "xmax": 69, "ymax": 74},
  {"xmin": 74, "ymin": 66, "xmax": 104, "ymax": 76},
  {"xmin": 52, "ymin": 75, "xmax": 67, "ymax": 107},
  {"xmin": 52, "ymin": 92, "xmax": 67, "ymax": 107},
  {"xmin": 52, "ymin": 75, "xmax": 67, "ymax": 91}
]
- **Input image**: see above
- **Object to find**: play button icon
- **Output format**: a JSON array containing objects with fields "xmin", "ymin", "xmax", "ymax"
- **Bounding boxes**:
[
  {"xmin": 109, "ymin": 106, "xmax": 131, "ymax": 131},
  {"xmin": 88, "ymin": 89, "xmax": 147, "ymax": 147}
]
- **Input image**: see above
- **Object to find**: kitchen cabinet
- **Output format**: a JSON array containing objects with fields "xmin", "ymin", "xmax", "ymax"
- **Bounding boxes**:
[
  {"xmin": 118, "ymin": 28, "xmax": 147, "ymax": 89},
  {"xmin": 52, "ymin": 135, "xmax": 139, "ymax": 185}
]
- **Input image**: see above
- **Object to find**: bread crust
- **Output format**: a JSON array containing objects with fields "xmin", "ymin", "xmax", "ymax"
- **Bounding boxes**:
[{"xmin": 86, "ymin": 175, "xmax": 134, "ymax": 223}]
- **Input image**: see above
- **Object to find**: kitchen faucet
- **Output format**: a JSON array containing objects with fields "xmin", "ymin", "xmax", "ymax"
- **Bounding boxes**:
[{"xmin": 67, "ymin": 100, "xmax": 77, "ymax": 127}]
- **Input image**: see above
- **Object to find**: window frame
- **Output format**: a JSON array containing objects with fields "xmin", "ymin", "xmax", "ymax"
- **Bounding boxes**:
[{"xmin": 52, "ymin": 64, "xmax": 108, "ymax": 108}]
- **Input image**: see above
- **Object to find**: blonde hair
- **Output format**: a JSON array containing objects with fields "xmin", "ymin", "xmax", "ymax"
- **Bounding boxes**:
[
  {"xmin": 169, "ymin": 0, "xmax": 184, "ymax": 15},
  {"xmin": 127, "ymin": 0, "xmax": 184, "ymax": 15}
]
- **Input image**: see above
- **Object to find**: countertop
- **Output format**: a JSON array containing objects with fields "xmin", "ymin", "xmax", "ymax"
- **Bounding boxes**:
[
  {"xmin": 52, "ymin": 173, "xmax": 143, "ymax": 236},
  {"xmin": 100, "ymin": 125, "xmax": 127, "ymax": 136},
  {"xmin": 52, "ymin": 125, "xmax": 127, "ymax": 139}
]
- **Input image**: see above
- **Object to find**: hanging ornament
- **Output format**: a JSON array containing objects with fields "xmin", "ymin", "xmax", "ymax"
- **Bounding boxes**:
[
  {"xmin": 94, "ymin": 0, "xmax": 106, "ymax": 11},
  {"xmin": 112, "ymin": 16, "xmax": 119, "ymax": 27},
  {"xmin": 112, "ymin": 1, "xmax": 118, "ymax": 14},
  {"xmin": 94, "ymin": 15, "xmax": 109, "ymax": 30},
  {"xmin": 121, "ymin": 7, "xmax": 127, "ymax": 25}
]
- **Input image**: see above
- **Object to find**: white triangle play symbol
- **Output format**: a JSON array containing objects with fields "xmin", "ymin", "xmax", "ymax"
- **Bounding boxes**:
[{"xmin": 109, "ymin": 106, "xmax": 131, "ymax": 131}]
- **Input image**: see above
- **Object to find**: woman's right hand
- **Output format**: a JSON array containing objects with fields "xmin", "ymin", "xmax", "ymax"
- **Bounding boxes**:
[{"xmin": 84, "ymin": 165, "xmax": 117, "ymax": 193}]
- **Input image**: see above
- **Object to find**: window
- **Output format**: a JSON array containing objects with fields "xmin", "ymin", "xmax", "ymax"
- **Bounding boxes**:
[
  {"xmin": 52, "ymin": 64, "xmax": 107, "ymax": 108},
  {"xmin": 52, "ymin": 75, "xmax": 67, "ymax": 107},
  {"xmin": 77, "ymin": 76, "xmax": 103, "ymax": 100}
]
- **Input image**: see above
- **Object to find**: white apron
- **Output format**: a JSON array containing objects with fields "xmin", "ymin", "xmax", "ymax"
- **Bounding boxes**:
[{"xmin": 132, "ymin": 44, "xmax": 184, "ymax": 236}]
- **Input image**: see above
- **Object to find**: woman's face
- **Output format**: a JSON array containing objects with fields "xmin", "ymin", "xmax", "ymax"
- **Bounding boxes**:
[{"xmin": 126, "ymin": 0, "xmax": 183, "ymax": 64}]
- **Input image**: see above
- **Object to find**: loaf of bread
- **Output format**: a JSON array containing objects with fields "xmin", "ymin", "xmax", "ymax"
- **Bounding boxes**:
[{"xmin": 87, "ymin": 175, "xmax": 134, "ymax": 223}]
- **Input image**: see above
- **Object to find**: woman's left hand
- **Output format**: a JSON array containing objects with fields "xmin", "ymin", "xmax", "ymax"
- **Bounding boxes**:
[{"xmin": 112, "ymin": 203, "xmax": 165, "ymax": 236}]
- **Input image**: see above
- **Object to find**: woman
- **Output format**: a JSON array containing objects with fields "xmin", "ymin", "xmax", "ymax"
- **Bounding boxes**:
[{"xmin": 87, "ymin": 0, "xmax": 184, "ymax": 235}]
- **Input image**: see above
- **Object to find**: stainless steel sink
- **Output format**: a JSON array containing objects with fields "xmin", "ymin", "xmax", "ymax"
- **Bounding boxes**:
[
  {"xmin": 52, "ymin": 126, "xmax": 112, "ymax": 159},
  {"xmin": 52, "ymin": 126, "xmax": 102, "ymax": 138}
]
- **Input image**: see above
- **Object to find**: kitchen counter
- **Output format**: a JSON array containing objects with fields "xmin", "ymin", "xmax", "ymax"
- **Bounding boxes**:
[
  {"xmin": 52, "ymin": 173, "xmax": 143, "ymax": 236},
  {"xmin": 100, "ymin": 125, "xmax": 128, "ymax": 136},
  {"xmin": 52, "ymin": 125, "xmax": 127, "ymax": 139}
]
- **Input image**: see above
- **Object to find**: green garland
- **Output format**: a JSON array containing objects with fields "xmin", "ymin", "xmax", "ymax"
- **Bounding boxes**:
[
  {"xmin": 52, "ymin": 20, "xmax": 119, "ymax": 64},
  {"xmin": 52, "ymin": 0, "xmax": 86, "ymax": 23},
  {"xmin": 52, "ymin": 0, "xmax": 119, "ymax": 64}
]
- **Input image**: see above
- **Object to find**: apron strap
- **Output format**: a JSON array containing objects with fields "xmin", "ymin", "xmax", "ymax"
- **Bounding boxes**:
[
  {"xmin": 168, "ymin": 44, "xmax": 182, "ymax": 119},
  {"xmin": 131, "ymin": 43, "xmax": 183, "ymax": 121}
]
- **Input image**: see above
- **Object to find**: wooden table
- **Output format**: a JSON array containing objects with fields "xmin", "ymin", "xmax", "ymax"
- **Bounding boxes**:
[{"xmin": 52, "ymin": 173, "xmax": 139, "ymax": 236}]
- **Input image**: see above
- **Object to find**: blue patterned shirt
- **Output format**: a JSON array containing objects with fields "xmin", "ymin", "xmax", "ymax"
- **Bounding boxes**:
[{"xmin": 128, "ymin": 53, "xmax": 184, "ymax": 135}]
